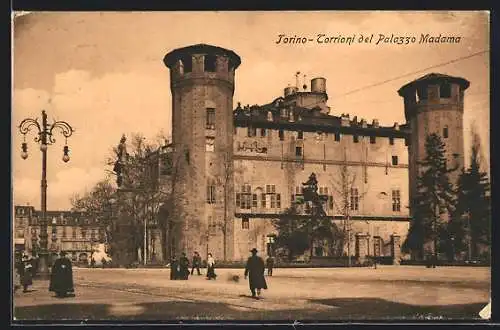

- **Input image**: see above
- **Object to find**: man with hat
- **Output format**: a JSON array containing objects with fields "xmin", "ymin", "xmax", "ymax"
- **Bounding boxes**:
[
  {"xmin": 49, "ymin": 251, "xmax": 74, "ymax": 298},
  {"xmin": 244, "ymin": 248, "xmax": 268, "ymax": 299},
  {"xmin": 19, "ymin": 253, "xmax": 33, "ymax": 293}
]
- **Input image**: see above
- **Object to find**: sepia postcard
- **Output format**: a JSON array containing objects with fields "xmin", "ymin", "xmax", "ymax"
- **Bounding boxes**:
[{"xmin": 11, "ymin": 11, "xmax": 491, "ymax": 323}]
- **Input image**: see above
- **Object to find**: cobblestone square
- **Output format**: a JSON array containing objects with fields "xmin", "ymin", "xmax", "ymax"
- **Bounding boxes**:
[{"xmin": 13, "ymin": 266, "xmax": 490, "ymax": 321}]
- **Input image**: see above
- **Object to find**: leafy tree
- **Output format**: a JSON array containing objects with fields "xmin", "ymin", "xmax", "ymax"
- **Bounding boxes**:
[
  {"xmin": 272, "ymin": 204, "xmax": 310, "ymax": 262},
  {"xmin": 403, "ymin": 133, "xmax": 456, "ymax": 261},
  {"xmin": 273, "ymin": 173, "xmax": 341, "ymax": 261},
  {"xmin": 453, "ymin": 127, "xmax": 491, "ymax": 260}
]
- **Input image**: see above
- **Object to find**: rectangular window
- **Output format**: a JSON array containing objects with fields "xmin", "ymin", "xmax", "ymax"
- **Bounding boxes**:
[
  {"xmin": 261, "ymin": 193, "xmax": 266, "ymax": 208},
  {"xmin": 266, "ymin": 185, "xmax": 276, "ymax": 194},
  {"xmin": 298, "ymin": 131, "xmax": 303, "ymax": 140},
  {"xmin": 334, "ymin": 133, "xmax": 341, "ymax": 142},
  {"xmin": 62, "ymin": 228, "xmax": 67, "ymax": 238},
  {"xmin": 242, "ymin": 218, "xmax": 250, "ymax": 230},
  {"xmin": 276, "ymin": 194, "xmax": 281, "ymax": 209},
  {"xmin": 296, "ymin": 146, "xmax": 302, "ymax": 157},
  {"xmin": 440, "ymin": 83, "xmax": 451, "ymax": 99},
  {"xmin": 389, "ymin": 137, "xmax": 394, "ymax": 145},
  {"xmin": 204, "ymin": 55, "xmax": 217, "ymax": 72},
  {"xmin": 236, "ymin": 193, "xmax": 241, "ymax": 208},
  {"xmin": 443, "ymin": 127, "xmax": 449, "ymax": 139},
  {"xmin": 353, "ymin": 135, "xmax": 359, "ymax": 143},
  {"xmin": 350, "ymin": 188, "xmax": 359, "ymax": 211},
  {"xmin": 392, "ymin": 190, "xmax": 401, "ymax": 212},
  {"xmin": 247, "ymin": 127, "xmax": 257, "ymax": 137},
  {"xmin": 328, "ymin": 195, "xmax": 334, "ymax": 210},
  {"xmin": 261, "ymin": 128, "xmax": 267, "ymax": 137},
  {"xmin": 279, "ymin": 129, "xmax": 284, "ymax": 141},
  {"xmin": 206, "ymin": 108, "xmax": 215, "ymax": 129},
  {"xmin": 270, "ymin": 195, "xmax": 276, "ymax": 208},
  {"xmin": 392, "ymin": 156, "xmax": 399, "ymax": 166},
  {"xmin": 81, "ymin": 229, "xmax": 87, "ymax": 239},
  {"xmin": 370, "ymin": 136, "xmax": 376, "ymax": 144},
  {"xmin": 72, "ymin": 228, "xmax": 77, "ymax": 239},
  {"xmin": 207, "ymin": 184, "xmax": 216, "ymax": 204},
  {"xmin": 181, "ymin": 56, "xmax": 192, "ymax": 73},
  {"xmin": 252, "ymin": 194, "xmax": 258, "ymax": 208}
]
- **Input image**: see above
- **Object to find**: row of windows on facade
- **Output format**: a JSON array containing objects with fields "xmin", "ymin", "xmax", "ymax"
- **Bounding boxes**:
[
  {"xmin": 26, "ymin": 217, "xmax": 98, "ymax": 226},
  {"xmin": 207, "ymin": 108, "xmax": 450, "ymax": 141},
  {"xmin": 207, "ymin": 184, "xmax": 401, "ymax": 213},
  {"xmin": 28, "ymin": 227, "xmax": 104, "ymax": 240},
  {"xmin": 178, "ymin": 55, "xmax": 234, "ymax": 74}
]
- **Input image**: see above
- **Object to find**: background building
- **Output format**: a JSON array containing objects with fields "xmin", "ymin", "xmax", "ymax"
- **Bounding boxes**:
[{"xmin": 14, "ymin": 205, "xmax": 106, "ymax": 265}]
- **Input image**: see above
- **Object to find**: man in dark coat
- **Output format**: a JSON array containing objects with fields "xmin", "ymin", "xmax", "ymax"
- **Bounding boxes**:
[
  {"xmin": 170, "ymin": 256, "xmax": 179, "ymax": 280},
  {"xmin": 49, "ymin": 251, "xmax": 74, "ymax": 298},
  {"xmin": 244, "ymin": 248, "xmax": 268, "ymax": 299},
  {"xmin": 191, "ymin": 251, "xmax": 202, "ymax": 276},
  {"xmin": 179, "ymin": 253, "xmax": 190, "ymax": 280},
  {"xmin": 19, "ymin": 253, "xmax": 33, "ymax": 293},
  {"xmin": 266, "ymin": 256, "xmax": 274, "ymax": 276}
]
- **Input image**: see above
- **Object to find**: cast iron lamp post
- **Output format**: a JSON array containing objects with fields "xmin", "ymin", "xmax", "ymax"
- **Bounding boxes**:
[{"xmin": 18, "ymin": 110, "xmax": 74, "ymax": 279}]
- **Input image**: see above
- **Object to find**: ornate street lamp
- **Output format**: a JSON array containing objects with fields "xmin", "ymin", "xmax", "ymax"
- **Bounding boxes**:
[{"xmin": 18, "ymin": 110, "xmax": 74, "ymax": 279}]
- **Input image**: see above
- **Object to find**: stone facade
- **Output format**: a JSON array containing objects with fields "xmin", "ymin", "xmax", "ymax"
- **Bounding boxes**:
[
  {"xmin": 13, "ymin": 205, "xmax": 106, "ymax": 265},
  {"xmin": 159, "ymin": 44, "xmax": 467, "ymax": 264}
]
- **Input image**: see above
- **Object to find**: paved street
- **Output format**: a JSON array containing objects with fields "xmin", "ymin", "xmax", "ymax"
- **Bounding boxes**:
[{"xmin": 13, "ymin": 266, "xmax": 490, "ymax": 321}]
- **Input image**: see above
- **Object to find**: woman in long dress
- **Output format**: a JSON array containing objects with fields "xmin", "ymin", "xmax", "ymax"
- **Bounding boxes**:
[{"xmin": 206, "ymin": 253, "xmax": 217, "ymax": 280}]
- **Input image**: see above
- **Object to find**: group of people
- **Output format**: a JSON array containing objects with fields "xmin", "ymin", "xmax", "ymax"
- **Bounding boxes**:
[
  {"xmin": 170, "ymin": 251, "xmax": 217, "ymax": 280},
  {"xmin": 14, "ymin": 251, "xmax": 75, "ymax": 298}
]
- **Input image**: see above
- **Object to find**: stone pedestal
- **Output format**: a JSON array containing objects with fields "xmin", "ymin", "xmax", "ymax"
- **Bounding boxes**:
[
  {"xmin": 391, "ymin": 234, "xmax": 401, "ymax": 265},
  {"xmin": 355, "ymin": 233, "xmax": 369, "ymax": 263}
]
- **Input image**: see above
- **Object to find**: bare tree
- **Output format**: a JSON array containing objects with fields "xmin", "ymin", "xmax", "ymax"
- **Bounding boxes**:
[{"xmin": 329, "ymin": 147, "xmax": 368, "ymax": 266}]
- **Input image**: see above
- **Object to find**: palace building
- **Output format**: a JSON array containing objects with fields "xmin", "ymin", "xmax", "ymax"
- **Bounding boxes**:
[
  {"xmin": 154, "ymin": 44, "xmax": 469, "ymax": 263},
  {"xmin": 13, "ymin": 205, "xmax": 106, "ymax": 265}
]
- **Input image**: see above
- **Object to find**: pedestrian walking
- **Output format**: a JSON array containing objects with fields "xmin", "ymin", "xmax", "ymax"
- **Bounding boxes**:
[
  {"xmin": 266, "ymin": 256, "xmax": 274, "ymax": 276},
  {"xmin": 179, "ymin": 253, "xmax": 190, "ymax": 280},
  {"xmin": 49, "ymin": 251, "xmax": 75, "ymax": 298},
  {"xmin": 19, "ymin": 253, "xmax": 33, "ymax": 293},
  {"xmin": 170, "ymin": 256, "xmax": 180, "ymax": 280},
  {"xmin": 191, "ymin": 251, "xmax": 202, "ymax": 275},
  {"xmin": 206, "ymin": 253, "xmax": 217, "ymax": 280},
  {"xmin": 244, "ymin": 248, "xmax": 267, "ymax": 299}
]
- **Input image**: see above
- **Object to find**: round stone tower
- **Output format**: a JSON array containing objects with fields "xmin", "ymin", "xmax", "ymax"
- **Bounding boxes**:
[
  {"xmin": 163, "ymin": 44, "xmax": 241, "ymax": 260},
  {"xmin": 398, "ymin": 73, "xmax": 470, "ymax": 213}
]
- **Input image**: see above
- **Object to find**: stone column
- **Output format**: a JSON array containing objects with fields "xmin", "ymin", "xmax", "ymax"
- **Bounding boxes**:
[
  {"xmin": 391, "ymin": 234, "xmax": 401, "ymax": 265},
  {"xmin": 355, "ymin": 233, "xmax": 369, "ymax": 264}
]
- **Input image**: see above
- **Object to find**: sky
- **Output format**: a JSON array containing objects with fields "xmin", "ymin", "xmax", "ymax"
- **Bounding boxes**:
[{"xmin": 12, "ymin": 11, "xmax": 490, "ymax": 211}]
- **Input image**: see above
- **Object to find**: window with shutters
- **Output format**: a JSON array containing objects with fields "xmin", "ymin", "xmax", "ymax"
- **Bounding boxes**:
[
  {"xmin": 276, "ymin": 194, "xmax": 281, "ymax": 209},
  {"xmin": 350, "ymin": 188, "xmax": 359, "ymax": 211},
  {"xmin": 261, "ymin": 193, "xmax": 266, "ymax": 208},
  {"xmin": 237, "ymin": 185, "xmax": 252, "ymax": 209},
  {"xmin": 242, "ymin": 217, "xmax": 250, "ymax": 230},
  {"xmin": 206, "ymin": 108, "xmax": 215, "ymax": 129},
  {"xmin": 252, "ymin": 194, "xmax": 258, "ymax": 208},
  {"xmin": 392, "ymin": 190, "xmax": 401, "ymax": 212},
  {"xmin": 207, "ymin": 182, "xmax": 216, "ymax": 204}
]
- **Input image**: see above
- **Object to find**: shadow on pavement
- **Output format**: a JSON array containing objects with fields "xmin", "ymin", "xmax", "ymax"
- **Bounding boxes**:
[{"xmin": 14, "ymin": 297, "xmax": 488, "ymax": 321}]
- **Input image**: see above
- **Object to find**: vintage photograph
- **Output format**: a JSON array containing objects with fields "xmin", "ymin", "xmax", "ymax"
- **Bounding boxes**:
[{"xmin": 12, "ymin": 11, "xmax": 490, "ymax": 321}]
